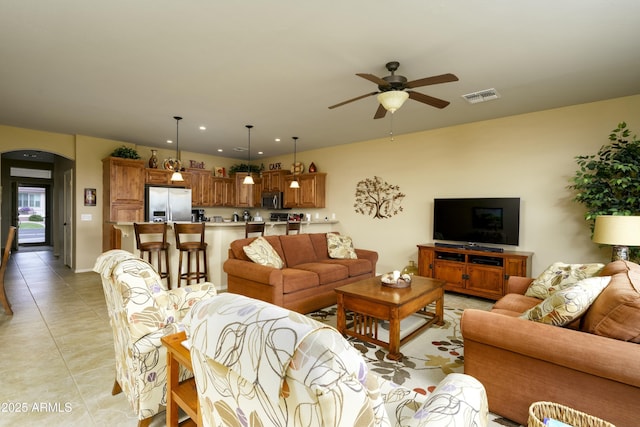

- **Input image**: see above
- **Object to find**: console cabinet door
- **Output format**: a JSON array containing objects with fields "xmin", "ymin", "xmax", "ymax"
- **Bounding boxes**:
[
  {"xmin": 466, "ymin": 265, "xmax": 504, "ymax": 298},
  {"xmin": 433, "ymin": 261, "xmax": 465, "ymax": 289}
]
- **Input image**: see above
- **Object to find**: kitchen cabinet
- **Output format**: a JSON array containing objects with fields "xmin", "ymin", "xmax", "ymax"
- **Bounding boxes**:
[
  {"xmin": 212, "ymin": 177, "xmax": 234, "ymax": 207},
  {"xmin": 283, "ymin": 173, "xmax": 326, "ymax": 208},
  {"xmin": 103, "ymin": 157, "xmax": 145, "ymax": 250},
  {"xmin": 145, "ymin": 168, "xmax": 192, "ymax": 187},
  {"xmin": 187, "ymin": 168, "xmax": 213, "ymax": 207},
  {"xmin": 233, "ymin": 173, "xmax": 256, "ymax": 207},
  {"xmin": 417, "ymin": 244, "xmax": 533, "ymax": 300},
  {"xmin": 261, "ymin": 170, "xmax": 289, "ymax": 192},
  {"xmin": 253, "ymin": 177, "xmax": 263, "ymax": 208}
]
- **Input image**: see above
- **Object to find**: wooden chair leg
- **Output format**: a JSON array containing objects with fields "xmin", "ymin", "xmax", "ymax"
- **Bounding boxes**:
[
  {"xmin": 137, "ymin": 416, "xmax": 153, "ymax": 427},
  {"xmin": 0, "ymin": 281, "xmax": 13, "ymax": 315},
  {"xmin": 111, "ymin": 379, "xmax": 122, "ymax": 396}
]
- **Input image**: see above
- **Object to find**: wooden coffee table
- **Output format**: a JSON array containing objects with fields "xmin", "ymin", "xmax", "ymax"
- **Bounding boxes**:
[{"xmin": 335, "ymin": 275, "xmax": 445, "ymax": 360}]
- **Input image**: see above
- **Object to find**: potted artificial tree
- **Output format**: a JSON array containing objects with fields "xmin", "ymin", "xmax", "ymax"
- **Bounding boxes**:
[{"xmin": 569, "ymin": 122, "xmax": 640, "ymax": 260}]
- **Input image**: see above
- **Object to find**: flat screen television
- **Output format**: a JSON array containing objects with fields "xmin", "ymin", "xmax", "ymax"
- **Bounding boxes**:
[{"xmin": 433, "ymin": 198, "xmax": 520, "ymax": 246}]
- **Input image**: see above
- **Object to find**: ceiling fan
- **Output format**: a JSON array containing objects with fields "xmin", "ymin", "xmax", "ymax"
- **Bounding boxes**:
[{"xmin": 328, "ymin": 61, "xmax": 459, "ymax": 119}]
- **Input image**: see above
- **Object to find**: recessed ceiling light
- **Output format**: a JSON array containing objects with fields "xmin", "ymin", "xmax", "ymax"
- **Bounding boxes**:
[
  {"xmin": 258, "ymin": 151, "xmax": 264, "ymax": 155},
  {"xmin": 275, "ymin": 138, "xmax": 281, "ymax": 142},
  {"xmin": 199, "ymin": 126, "xmax": 206, "ymax": 130},
  {"xmin": 167, "ymin": 139, "xmax": 173, "ymax": 144},
  {"xmin": 217, "ymin": 148, "xmax": 223, "ymax": 152}
]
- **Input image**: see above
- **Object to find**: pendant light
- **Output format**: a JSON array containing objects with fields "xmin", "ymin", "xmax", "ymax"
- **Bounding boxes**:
[
  {"xmin": 170, "ymin": 116, "xmax": 184, "ymax": 182},
  {"xmin": 242, "ymin": 125, "xmax": 255, "ymax": 185},
  {"xmin": 290, "ymin": 136, "xmax": 300, "ymax": 189}
]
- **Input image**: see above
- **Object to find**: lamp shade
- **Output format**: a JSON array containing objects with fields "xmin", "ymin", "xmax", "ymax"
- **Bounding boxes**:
[
  {"xmin": 377, "ymin": 90, "xmax": 409, "ymax": 113},
  {"xmin": 242, "ymin": 174, "xmax": 254, "ymax": 185},
  {"xmin": 592, "ymin": 215, "xmax": 640, "ymax": 246},
  {"xmin": 170, "ymin": 171, "xmax": 184, "ymax": 182}
]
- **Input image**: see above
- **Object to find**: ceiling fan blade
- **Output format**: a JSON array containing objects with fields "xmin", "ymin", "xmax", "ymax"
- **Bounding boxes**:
[
  {"xmin": 356, "ymin": 73, "xmax": 391, "ymax": 87},
  {"xmin": 328, "ymin": 91, "xmax": 378, "ymax": 109},
  {"xmin": 373, "ymin": 103, "xmax": 387, "ymax": 119},
  {"xmin": 407, "ymin": 91, "xmax": 450, "ymax": 109},
  {"xmin": 405, "ymin": 73, "xmax": 459, "ymax": 89}
]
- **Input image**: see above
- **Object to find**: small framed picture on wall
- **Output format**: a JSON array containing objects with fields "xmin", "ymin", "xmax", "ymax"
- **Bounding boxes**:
[{"xmin": 84, "ymin": 188, "xmax": 97, "ymax": 206}]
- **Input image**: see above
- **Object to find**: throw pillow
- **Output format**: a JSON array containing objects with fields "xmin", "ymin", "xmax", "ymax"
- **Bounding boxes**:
[
  {"xmin": 524, "ymin": 262, "xmax": 605, "ymax": 299},
  {"xmin": 243, "ymin": 237, "xmax": 284, "ymax": 269},
  {"xmin": 326, "ymin": 233, "xmax": 358, "ymax": 259},
  {"xmin": 520, "ymin": 276, "xmax": 611, "ymax": 326}
]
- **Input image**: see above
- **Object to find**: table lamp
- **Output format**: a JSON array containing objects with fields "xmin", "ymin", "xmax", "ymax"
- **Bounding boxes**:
[{"xmin": 592, "ymin": 215, "xmax": 640, "ymax": 261}]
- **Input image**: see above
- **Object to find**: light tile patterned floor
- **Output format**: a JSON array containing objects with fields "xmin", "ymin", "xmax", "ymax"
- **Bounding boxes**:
[{"xmin": 0, "ymin": 249, "xmax": 514, "ymax": 426}]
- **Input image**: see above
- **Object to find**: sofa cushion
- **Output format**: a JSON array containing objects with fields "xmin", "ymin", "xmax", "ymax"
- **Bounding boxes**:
[
  {"xmin": 280, "ymin": 234, "xmax": 317, "ymax": 267},
  {"xmin": 524, "ymin": 262, "xmax": 605, "ymax": 299},
  {"xmin": 322, "ymin": 258, "xmax": 373, "ymax": 277},
  {"xmin": 309, "ymin": 232, "xmax": 331, "ymax": 261},
  {"xmin": 281, "ymin": 268, "xmax": 320, "ymax": 294},
  {"xmin": 294, "ymin": 262, "xmax": 349, "ymax": 285},
  {"xmin": 520, "ymin": 276, "xmax": 611, "ymax": 326},
  {"xmin": 582, "ymin": 262, "xmax": 640, "ymax": 342},
  {"xmin": 243, "ymin": 237, "xmax": 284, "ymax": 269},
  {"xmin": 231, "ymin": 236, "xmax": 286, "ymax": 264},
  {"xmin": 492, "ymin": 293, "xmax": 541, "ymax": 314},
  {"xmin": 327, "ymin": 233, "xmax": 357, "ymax": 259}
]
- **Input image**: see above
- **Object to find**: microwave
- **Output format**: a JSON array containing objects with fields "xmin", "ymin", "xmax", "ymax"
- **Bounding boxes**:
[{"xmin": 261, "ymin": 191, "xmax": 284, "ymax": 210}]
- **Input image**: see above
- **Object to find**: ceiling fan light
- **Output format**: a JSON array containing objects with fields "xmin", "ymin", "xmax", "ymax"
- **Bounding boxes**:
[
  {"xmin": 243, "ymin": 174, "xmax": 254, "ymax": 185},
  {"xmin": 170, "ymin": 171, "xmax": 184, "ymax": 182},
  {"xmin": 377, "ymin": 91, "xmax": 409, "ymax": 113},
  {"xmin": 290, "ymin": 179, "xmax": 300, "ymax": 189}
]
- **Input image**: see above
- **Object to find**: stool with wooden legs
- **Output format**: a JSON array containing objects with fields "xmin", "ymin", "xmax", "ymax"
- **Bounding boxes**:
[
  {"xmin": 0, "ymin": 226, "xmax": 16, "ymax": 315},
  {"xmin": 174, "ymin": 222, "xmax": 208, "ymax": 286},
  {"xmin": 134, "ymin": 222, "xmax": 171, "ymax": 289},
  {"xmin": 245, "ymin": 222, "xmax": 265, "ymax": 238},
  {"xmin": 286, "ymin": 221, "xmax": 301, "ymax": 235}
]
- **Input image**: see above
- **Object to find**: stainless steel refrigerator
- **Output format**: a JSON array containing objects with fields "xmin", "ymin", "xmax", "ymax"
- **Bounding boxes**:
[{"xmin": 145, "ymin": 186, "xmax": 192, "ymax": 222}]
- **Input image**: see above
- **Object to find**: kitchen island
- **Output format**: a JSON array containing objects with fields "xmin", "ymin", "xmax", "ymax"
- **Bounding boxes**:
[{"xmin": 112, "ymin": 220, "xmax": 339, "ymax": 289}]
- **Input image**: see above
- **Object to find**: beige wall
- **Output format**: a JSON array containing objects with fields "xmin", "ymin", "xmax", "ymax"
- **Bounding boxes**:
[
  {"xmin": 277, "ymin": 95, "xmax": 640, "ymax": 275},
  {"xmin": 1, "ymin": 94, "xmax": 639, "ymax": 275}
]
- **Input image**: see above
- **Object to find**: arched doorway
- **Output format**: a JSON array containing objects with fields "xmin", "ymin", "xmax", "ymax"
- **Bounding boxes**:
[{"xmin": 1, "ymin": 150, "xmax": 74, "ymax": 266}]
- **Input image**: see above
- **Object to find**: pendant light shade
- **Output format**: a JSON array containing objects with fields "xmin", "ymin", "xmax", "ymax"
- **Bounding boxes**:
[
  {"xmin": 171, "ymin": 116, "xmax": 184, "ymax": 182},
  {"xmin": 243, "ymin": 125, "xmax": 255, "ymax": 185},
  {"xmin": 290, "ymin": 136, "xmax": 300, "ymax": 189},
  {"xmin": 377, "ymin": 90, "xmax": 409, "ymax": 113}
]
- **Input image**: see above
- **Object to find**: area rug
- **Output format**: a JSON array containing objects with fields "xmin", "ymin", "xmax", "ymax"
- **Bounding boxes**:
[{"xmin": 307, "ymin": 304, "xmax": 521, "ymax": 427}]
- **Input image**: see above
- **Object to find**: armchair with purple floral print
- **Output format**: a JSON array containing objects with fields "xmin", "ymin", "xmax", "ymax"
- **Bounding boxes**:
[{"xmin": 94, "ymin": 249, "xmax": 217, "ymax": 427}]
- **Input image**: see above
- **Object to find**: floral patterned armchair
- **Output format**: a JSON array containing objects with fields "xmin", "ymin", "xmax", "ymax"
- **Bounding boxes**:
[
  {"xmin": 184, "ymin": 293, "xmax": 488, "ymax": 427},
  {"xmin": 94, "ymin": 249, "xmax": 217, "ymax": 427}
]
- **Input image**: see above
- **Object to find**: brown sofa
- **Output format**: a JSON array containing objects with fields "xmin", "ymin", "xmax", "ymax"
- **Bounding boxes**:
[
  {"xmin": 461, "ymin": 260, "xmax": 640, "ymax": 427},
  {"xmin": 223, "ymin": 233, "xmax": 378, "ymax": 314}
]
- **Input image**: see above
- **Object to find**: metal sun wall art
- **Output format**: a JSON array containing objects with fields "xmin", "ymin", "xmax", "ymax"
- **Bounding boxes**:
[{"xmin": 354, "ymin": 176, "xmax": 405, "ymax": 219}]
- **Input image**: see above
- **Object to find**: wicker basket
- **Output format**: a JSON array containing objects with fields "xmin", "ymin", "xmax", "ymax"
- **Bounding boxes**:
[{"xmin": 528, "ymin": 402, "xmax": 615, "ymax": 427}]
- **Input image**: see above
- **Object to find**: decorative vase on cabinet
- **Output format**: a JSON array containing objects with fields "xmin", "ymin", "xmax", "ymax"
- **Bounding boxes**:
[{"xmin": 148, "ymin": 149, "xmax": 159, "ymax": 168}]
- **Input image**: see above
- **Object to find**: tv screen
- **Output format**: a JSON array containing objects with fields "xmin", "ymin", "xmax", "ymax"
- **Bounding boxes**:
[{"xmin": 433, "ymin": 198, "xmax": 520, "ymax": 246}]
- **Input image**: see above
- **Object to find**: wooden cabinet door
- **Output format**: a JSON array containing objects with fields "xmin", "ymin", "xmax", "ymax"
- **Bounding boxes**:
[
  {"xmin": 145, "ymin": 169, "xmax": 171, "ymax": 185},
  {"xmin": 433, "ymin": 261, "xmax": 465, "ymax": 289},
  {"xmin": 234, "ymin": 173, "xmax": 254, "ymax": 207},
  {"xmin": 108, "ymin": 158, "xmax": 145, "ymax": 204},
  {"xmin": 283, "ymin": 176, "xmax": 299, "ymax": 207},
  {"xmin": 504, "ymin": 256, "xmax": 527, "ymax": 278},
  {"xmin": 417, "ymin": 246, "xmax": 435, "ymax": 277},
  {"xmin": 466, "ymin": 265, "xmax": 504, "ymax": 297}
]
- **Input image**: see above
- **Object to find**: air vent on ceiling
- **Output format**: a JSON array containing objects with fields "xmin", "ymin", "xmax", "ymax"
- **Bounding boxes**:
[
  {"xmin": 462, "ymin": 88, "xmax": 500, "ymax": 104},
  {"xmin": 233, "ymin": 147, "xmax": 247, "ymax": 152}
]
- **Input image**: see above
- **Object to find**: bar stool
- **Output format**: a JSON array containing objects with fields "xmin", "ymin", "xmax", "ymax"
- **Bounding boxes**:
[
  {"xmin": 286, "ymin": 221, "xmax": 301, "ymax": 235},
  {"xmin": 134, "ymin": 222, "xmax": 171, "ymax": 288},
  {"xmin": 245, "ymin": 222, "xmax": 266, "ymax": 238},
  {"xmin": 174, "ymin": 222, "xmax": 208, "ymax": 286}
]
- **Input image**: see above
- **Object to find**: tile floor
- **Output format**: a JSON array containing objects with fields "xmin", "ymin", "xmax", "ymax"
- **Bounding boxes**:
[{"xmin": 0, "ymin": 249, "xmax": 497, "ymax": 427}]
